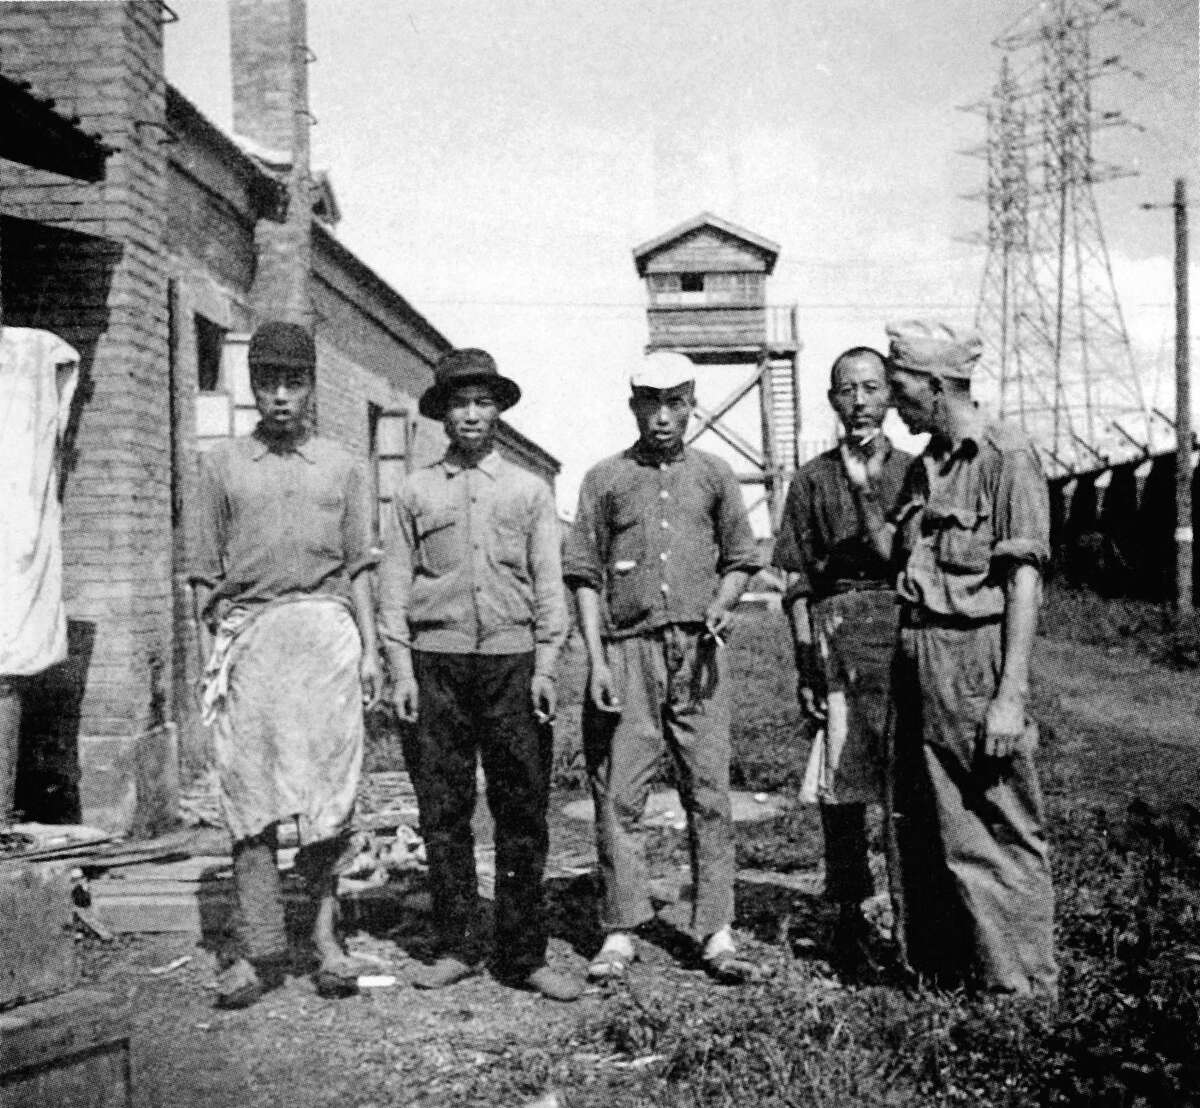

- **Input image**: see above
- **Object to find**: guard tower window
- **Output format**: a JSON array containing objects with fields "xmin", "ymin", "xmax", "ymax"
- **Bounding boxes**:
[
  {"xmin": 195, "ymin": 315, "xmax": 226, "ymax": 392},
  {"xmin": 680, "ymin": 273, "xmax": 705, "ymax": 293}
]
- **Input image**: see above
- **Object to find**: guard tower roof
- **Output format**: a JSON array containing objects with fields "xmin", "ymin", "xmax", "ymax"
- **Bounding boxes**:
[{"xmin": 632, "ymin": 212, "xmax": 780, "ymax": 277}]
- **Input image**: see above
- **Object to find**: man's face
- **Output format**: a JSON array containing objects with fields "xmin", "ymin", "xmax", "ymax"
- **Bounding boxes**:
[
  {"xmin": 630, "ymin": 383, "xmax": 693, "ymax": 455},
  {"xmin": 444, "ymin": 383, "xmax": 500, "ymax": 454},
  {"xmin": 829, "ymin": 355, "xmax": 889, "ymax": 439},
  {"xmin": 886, "ymin": 364, "xmax": 938, "ymax": 434},
  {"xmin": 251, "ymin": 364, "xmax": 314, "ymax": 436}
]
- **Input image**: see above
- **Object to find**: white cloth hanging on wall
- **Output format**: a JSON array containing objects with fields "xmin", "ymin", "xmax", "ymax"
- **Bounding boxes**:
[{"xmin": 0, "ymin": 327, "xmax": 79, "ymax": 676}]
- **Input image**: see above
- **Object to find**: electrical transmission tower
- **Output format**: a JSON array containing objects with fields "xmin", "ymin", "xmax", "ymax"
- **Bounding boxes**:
[{"xmin": 968, "ymin": 0, "xmax": 1153, "ymax": 473}]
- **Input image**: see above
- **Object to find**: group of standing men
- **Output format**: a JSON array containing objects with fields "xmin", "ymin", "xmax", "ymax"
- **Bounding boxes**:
[{"xmin": 186, "ymin": 315, "xmax": 1056, "ymax": 1010}]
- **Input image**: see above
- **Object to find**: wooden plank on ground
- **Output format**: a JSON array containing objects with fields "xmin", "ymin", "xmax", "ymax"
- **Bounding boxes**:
[{"xmin": 0, "ymin": 865, "xmax": 77, "ymax": 1010}]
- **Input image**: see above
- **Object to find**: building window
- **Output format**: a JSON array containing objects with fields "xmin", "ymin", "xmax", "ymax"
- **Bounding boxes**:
[
  {"xmin": 195, "ymin": 314, "xmax": 226, "ymax": 392},
  {"xmin": 680, "ymin": 272, "xmax": 705, "ymax": 293},
  {"xmin": 369, "ymin": 403, "xmax": 410, "ymax": 541}
]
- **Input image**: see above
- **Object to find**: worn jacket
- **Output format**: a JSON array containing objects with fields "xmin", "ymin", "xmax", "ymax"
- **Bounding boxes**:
[
  {"xmin": 377, "ymin": 450, "xmax": 567, "ymax": 676},
  {"xmin": 563, "ymin": 443, "xmax": 761, "ymax": 640}
]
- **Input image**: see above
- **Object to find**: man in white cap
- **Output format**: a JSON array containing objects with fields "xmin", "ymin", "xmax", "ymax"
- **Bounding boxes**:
[
  {"xmin": 846, "ymin": 320, "xmax": 1057, "ymax": 997},
  {"xmin": 563, "ymin": 351, "xmax": 763, "ymax": 983}
]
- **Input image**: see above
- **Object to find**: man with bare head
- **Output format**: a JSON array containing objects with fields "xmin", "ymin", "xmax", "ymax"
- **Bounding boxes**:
[{"xmin": 772, "ymin": 346, "xmax": 912, "ymax": 979}]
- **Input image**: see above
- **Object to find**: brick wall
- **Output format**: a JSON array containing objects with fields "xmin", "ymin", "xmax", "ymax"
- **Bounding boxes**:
[{"xmin": 0, "ymin": 1, "xmax": 176, "ymax": 832}]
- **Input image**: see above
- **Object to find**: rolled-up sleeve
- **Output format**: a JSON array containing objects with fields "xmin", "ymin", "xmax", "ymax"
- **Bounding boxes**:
[
  {"xmin": 713, "ymin": 460, "xmax": 762, "ymax": 576},
  {"xmin": 376, "ymin": 491, "xmax": 416, "ymax": 655},
  {"xmin": 771, "ymin": 475, "xmax": 813, "ymax": 600},
  {"xmin": 529, "ymin": 483, "xmax": 569, "ymax": 677},
  {"xmin": 993, "ymin": 445, "xmax": 1050, "ymax": 568},
  {"xmin": 562, "ymin": 469, "xmax": 605, "ymax": 593},
  {"xmin": 188, "ymin": 451, "xmax": 227, "ymax": 588},
  {"xmin": 342, "ymin": 460, "xmax": 378, "ymax": 578}
]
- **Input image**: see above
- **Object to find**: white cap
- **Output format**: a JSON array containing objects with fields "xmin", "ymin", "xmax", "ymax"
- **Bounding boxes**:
[{"xmin": 630, "ymin": 350, "xmax": 695, "ymax": 391}]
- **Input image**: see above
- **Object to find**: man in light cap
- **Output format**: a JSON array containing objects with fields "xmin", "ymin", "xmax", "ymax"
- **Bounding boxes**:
[
  {"xmin": 378, "ymin": 348, "xmax": 577, "ymax": 1000},
  {"xmin": 846, "ymin": 319, "xmax": 1057, "ymax": 997},
  {"xmin": 563, "ymin": 350, "xmax": 764, "ymax": 983},
  {"xmin": 190, "ymin": 321, "xmax": 382, "ymax": 1007}
]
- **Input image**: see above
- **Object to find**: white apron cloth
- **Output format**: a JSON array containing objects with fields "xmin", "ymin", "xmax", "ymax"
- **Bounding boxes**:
[{"xmin": 0, "ymin": 328, "xmax": 78, "ymax": 676}]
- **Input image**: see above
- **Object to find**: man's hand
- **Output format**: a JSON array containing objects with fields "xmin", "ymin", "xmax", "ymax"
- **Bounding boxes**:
[
  {"xmin": 797, "ymin": 682, "xmax": 827, "ymax": 723},
  {"xmin": 360, "ymin": 651, "xmax": 383, "ymax": 710},
  {"xmin": 391, "ymin": 675, "xmax": 419, "ymax": 724},
  {"xmin": 983, "ymin": 692, "xmax": 1026, "ymax": 758},
  {"xmin": 704, "ymin": 602, "xmax": 734, "ymax": 641},
  {"xmin": 588, "ymin": 662, "xmax": 621, "ymax": 713},
  {"xmin": 839, "ymin": 443, "xmax": 872, "ymax": 491},
  {"xmin": 531, "ymin": 675, "xmax": 557, "ymax": 724}
]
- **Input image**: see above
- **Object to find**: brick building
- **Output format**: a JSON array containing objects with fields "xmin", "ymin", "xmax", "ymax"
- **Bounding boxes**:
[{"xmin": 0, "ymin": 1, "xmax": 558, "ymax": 834}]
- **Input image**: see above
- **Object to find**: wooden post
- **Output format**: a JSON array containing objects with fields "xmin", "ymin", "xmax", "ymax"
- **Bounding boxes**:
[{"xmin": 1174, "ymin": 178, "xmax": 1192, "ymax": 620}]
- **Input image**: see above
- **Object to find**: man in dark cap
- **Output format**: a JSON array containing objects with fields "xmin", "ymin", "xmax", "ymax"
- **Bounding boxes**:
[
  {"xmin": 377, "ymin": 348, "xmax": 577, "ymax": 1001},
  {"xmin": 772, "ymin": 346, "xmax": 911, "ymax": 980},
  {"xmin": 846, "ymin": 320, "xmax": 1057, "ymax": 998},
  {"xmin": 190, "ymin": 320, "xmax": 382, "ymax": 1008}
]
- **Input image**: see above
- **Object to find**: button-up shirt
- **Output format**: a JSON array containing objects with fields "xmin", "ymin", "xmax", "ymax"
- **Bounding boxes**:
[
  {"xmin": 772, "ymin": 437, "xmax": 911, "ymax": 601},
  {"xmin": 189, "ymin": 427, "xmax": 375, "ymax": 623},
  {"xmin": 563, "ymin": 443, "xmax": 761, "ymax": 640},
  {"xmin": 895, "ymin": 419, "xmax": 1050, "ymax": 620},
  {"xmin": 377, "ymin": 450, "xmax": 567, "ymax": 676}
]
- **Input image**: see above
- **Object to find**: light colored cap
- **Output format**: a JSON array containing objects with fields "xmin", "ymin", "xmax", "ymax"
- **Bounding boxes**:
[
  {"xmin": 885, "ymin": 319, "xmax": 982, "ymax": 380},
  {"xmin": 630, "ymin": 350, "xmax": 696, "ymax": 392}
]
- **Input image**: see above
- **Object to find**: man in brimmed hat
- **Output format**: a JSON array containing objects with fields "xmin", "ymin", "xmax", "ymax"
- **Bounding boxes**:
[
  {"xmin": 772, "ymin": 346, "xmax": 912, "ymax": 981},
  {"xmin": 377, "ymin": 348, "xmax": 577, "ymax": 1000},
  {"xmin": 190, "ymin": 320, "xmax": 382, "ymax": 1008},
  {"xmin": 563, "ymin": 350, "xmax": 764, "ymax": 985},
  {"xmin": 845, "ymin": 319, "xmax": 1057, "ymax": 997}
]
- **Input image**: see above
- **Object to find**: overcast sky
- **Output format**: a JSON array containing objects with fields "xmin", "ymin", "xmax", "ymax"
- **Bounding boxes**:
[{"xmin": 166, "ymin": 0, "xmax": 1198, "ymax": 513}]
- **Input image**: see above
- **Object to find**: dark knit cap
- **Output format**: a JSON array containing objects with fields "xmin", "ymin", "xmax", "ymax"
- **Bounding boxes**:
[{"xmin": 248, "ymin": 321, "xmax": 316, "ymax": 372}]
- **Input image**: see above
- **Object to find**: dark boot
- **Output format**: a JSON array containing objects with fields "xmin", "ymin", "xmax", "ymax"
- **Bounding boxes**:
[{"xmin": 830, "ymin": 902, "xmax": 881, "ymax": 983}]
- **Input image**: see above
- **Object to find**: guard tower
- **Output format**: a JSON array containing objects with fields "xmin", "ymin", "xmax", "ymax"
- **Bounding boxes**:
[{"xmin": 633, "ymin": 212, "xmax": 801, "ymax": 531}]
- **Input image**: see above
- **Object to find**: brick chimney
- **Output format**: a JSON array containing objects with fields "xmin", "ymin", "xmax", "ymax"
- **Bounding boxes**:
[{"xmin": 229, "ymin": 0, "xmax": 312, "ymax": 326}]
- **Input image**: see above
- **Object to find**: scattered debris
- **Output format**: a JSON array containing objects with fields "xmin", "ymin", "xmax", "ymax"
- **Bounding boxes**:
[
  {"xmin": 73, "ymin": 906, "xmax": 114, "ymax": 942},
  {"xmin": 147, "ymin": 955, "xmax": 192, "ymax": 976}
]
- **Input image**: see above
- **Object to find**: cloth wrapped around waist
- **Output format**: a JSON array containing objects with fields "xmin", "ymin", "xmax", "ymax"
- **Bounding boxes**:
[{"xmin": 202, "ymin": 594, "xmax": 364, "ymax": 844}]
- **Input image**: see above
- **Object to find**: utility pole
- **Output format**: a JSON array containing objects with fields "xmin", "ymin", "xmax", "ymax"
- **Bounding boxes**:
[
  {"xmin": 1144, "ymin": 178, "xmax": 1193, "ymax": 618},
  {"xmin": 1173, "ymin": 178, "xmax": 1191, "ymax": 620}
]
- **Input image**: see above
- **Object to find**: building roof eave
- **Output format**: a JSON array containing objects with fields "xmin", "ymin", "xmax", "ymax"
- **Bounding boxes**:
[
  {"xmin": 632, "ymin": 211, "xmax": 781, "ymax": 276},
  {"xmin": 0, "ymin": 72, "xmax": 110, "ymax": 181}
]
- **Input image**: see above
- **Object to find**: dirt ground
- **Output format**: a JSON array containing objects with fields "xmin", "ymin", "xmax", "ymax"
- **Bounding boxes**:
[{"xmin": 77, "ymin": 603, "xmax": 1200, "ymax": 1107}]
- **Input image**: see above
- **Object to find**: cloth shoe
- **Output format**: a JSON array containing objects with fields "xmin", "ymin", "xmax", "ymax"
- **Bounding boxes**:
[
  {"xmin": 410, "ymin": 955, "xmax": 481, "ymax": 990},
  {"xmin": 523, "ymin": 965, "xmax": 583, "ymax": 1002},
  {"xmin": 214, "ymin": 955, "xmax": 285, "ymax": 1009},
  {"xmin": 587, "ymin": 932, "xmax": 636, "ymax": 981},
  {"xmin": 701, "ymin": 927, "xmax": 767, "ymax": 985}
]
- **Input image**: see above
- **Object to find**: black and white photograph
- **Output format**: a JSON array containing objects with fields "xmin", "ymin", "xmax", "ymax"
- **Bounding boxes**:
[{"xmin": 0, "ymin": 1, "xmax": 1197, "ymax": 1104}]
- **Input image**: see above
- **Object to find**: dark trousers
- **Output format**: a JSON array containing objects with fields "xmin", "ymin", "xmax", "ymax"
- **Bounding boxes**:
[
  {"xmin": 405, "ymin": 650, "xmax": 552, "ymax": 977},
  {"xmin": 820, "ymin": 802, "xmax": 873, "ymax": 904}
]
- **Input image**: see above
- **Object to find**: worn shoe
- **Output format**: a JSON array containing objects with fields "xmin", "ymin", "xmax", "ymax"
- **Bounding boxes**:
[
  {"xmin": 701, "ymin": 927, "xmax": 768, "ymax": 985},
  {"xmin": 524, "ymin": 966, "xmax": 583, "ymax": 1002},
  {"xmin": 410, "ymin": 956, "xmax": 480, "ymax": 990},
  {"xmin": 587, "ymin": 932, "xmax": 636, "ymax": 981},
  {"xmin": 314, "ymin": 953, "xmax": 377, "ymax": 999},
  {"xmin": 214, "ymin": 958, "xmax": 266, "ymax": 1009}
]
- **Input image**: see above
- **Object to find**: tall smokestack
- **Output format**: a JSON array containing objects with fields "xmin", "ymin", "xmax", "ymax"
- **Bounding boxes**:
[{"xmin": 229, "ymin": 0, "xmax": 312, "ymax": 327}]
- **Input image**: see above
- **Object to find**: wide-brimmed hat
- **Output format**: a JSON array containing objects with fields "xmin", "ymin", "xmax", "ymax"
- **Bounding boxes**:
[
  {"xmin": 885, "ymin": 319, "xmax": 981, "ymax": 381},
  {"xmin": 248, "ymin": 321, "xmax": 316, "ymax": 372},
  {"xmin": 419, "ymin": 348, "xmax": 521, "ymax": 420}
]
